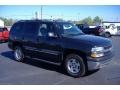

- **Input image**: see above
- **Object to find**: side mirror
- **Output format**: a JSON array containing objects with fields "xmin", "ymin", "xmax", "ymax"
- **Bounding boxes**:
[{"xmin": 48, "ymin": 32, "xmax": 57, "ymax": 38}]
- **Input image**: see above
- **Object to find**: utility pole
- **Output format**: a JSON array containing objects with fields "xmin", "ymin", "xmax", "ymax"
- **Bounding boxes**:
[{"xmin": 41, "ymin": 5, "xmax": 43, "ymax": 20}]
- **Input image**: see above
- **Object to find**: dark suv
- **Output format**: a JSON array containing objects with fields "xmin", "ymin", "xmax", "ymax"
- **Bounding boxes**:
[{"xmin": 8, "ymin": 20, "xmax": 113, "ymax": 77}]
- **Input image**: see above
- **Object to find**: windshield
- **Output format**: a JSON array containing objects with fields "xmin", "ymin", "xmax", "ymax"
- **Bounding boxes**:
[{"xmin": 56, "ymin": 22, "xmax": 83, "ymax": 36}]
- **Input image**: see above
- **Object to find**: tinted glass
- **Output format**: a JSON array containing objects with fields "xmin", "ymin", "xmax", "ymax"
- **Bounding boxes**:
[
  {"xmin": 38, "ymin": 23, "xmax": 54, "ymax": 36},
  {"xmin": 56, "ymin": 22, "xmax": 83, "ymax": 36},
  {"xmin": 76, "ymin": 24, "xmax": 84, "ymax": 30},
  {"xmin": 24, "ymin": 22, "xmax": 39, "ymax": 36},
  {"xmin": 10, "ymin": 22, "xmax": 23, "ymax": 35}
]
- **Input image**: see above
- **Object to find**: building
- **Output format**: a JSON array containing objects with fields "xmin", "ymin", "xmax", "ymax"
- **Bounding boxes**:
[{"xmin": 0, "ymin": 19, "xmax": 4, "ymax": 27}]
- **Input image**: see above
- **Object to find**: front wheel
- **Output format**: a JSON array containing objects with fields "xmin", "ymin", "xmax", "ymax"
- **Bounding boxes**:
[
  {"xmin": 14, "ymin": 46, "xmax": 24, "ymax": 62},
  {"xmin": 64, "ymin": 54, "xmax": 87, "ymax": 77}
]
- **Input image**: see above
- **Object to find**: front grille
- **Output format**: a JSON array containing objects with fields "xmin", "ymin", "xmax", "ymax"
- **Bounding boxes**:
[
  {"xmin": 104, "ymin": 45, "xmax": 113, "ymax": 56},
  {"xmin": 104, "ymin": 45, "xmax": 112, "ymax": 49}
]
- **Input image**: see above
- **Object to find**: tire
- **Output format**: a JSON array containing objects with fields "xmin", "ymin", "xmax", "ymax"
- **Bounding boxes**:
[
  {"xmin": 14, "ymin": 46, "xmax": 24, "ymax": 62},
  {"xmin": 64, "ymin": 54, "xmax": 87, "ymax": 77},
  {"xmin": 104, "ymin": 32, "xmax": 111, "ymax": 38}
]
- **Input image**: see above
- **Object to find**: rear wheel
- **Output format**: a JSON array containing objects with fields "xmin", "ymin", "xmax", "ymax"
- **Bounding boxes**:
[
  {"xmin": 14, "ymin": 46, "xmax": 24, "ymax": 62},
  {"xmin": 64, "ymin": 54, "xmax": 87, "ymax": 77},
  {"xmin": 104, "ymin": 32, "xmax": 111, "ymax": 38}
]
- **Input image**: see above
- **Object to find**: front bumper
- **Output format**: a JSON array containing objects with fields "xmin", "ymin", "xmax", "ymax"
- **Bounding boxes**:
[{"xmin": 87, "ymin": 52, "xmax": 114, "ymax": 70}]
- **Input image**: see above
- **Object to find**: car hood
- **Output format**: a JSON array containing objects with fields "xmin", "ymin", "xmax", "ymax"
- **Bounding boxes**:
[{"xmin": 66, "ymin": 34, "xmax": 112, "ymax": 47}]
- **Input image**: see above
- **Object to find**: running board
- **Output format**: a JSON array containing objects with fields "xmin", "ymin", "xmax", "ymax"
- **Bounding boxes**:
[{"xmin": 26, "ymin": 56, "xmax": 61, "ymax": 66}]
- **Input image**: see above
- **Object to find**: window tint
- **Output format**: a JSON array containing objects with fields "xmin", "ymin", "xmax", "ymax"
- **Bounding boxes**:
[
  {"xmin": 76, "ymin": 24, "xmax": 84, "ymax": 30},
  {"xmin": 38, "ymin": 23, "xmax": 54, "ymax": 36},
  {"xmin": 24, "ymin": 22, "xmax": 39, "ymax": 36},
  {"xmin": 56, "ymin": 22, "xmax": 83, "ymax": 36},
  {"xmin": 10, "ymin": 22, "xmax": 23, "ymax": 35}
]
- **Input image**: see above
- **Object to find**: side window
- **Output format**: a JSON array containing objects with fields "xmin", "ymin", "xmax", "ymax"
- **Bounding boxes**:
[
  {"xmin": 38, "ymin": 24, "xmax": 48, "ymax": 36},
  {"xmin": 24, "ymin": 22, "xmax": 39, "ymax": 36},
  {"xmin": 10, "ymin": 23, "xmax": 23, "ymax": 35},
  {"xmin": 38, "ymin": 23, "xmax": 55, "ymax": 37}
]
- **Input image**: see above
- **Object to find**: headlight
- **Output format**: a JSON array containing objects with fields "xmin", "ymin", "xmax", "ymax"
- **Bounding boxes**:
[{"xmin": 91, "ymin": 47, "xmax": 104, "ymax": 58}]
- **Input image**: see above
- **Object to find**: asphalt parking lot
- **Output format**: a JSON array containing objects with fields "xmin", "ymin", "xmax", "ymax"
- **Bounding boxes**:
[{"xmin": 0, "ymin": 36, "xmax": 120, "ymax": 85}]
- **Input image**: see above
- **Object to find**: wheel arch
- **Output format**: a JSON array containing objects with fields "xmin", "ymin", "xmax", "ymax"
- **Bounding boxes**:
[
  {"xmin": 63, "ymin": 49, "xmax": 88, "ymax": 77},
  {"xmin": 62, "ymin": 49, "xmax": 87, "ymax": 63},
  {"xmin": 104, "ymin": 31, "xmax": 111, "ymax": 37},
  {"xmin": 12, "ymin": 41, "xmax": 23, "ymax": 50},
  {"xmin": 105, "ymin": 31, "xmax": 111, "ymax": 34}
]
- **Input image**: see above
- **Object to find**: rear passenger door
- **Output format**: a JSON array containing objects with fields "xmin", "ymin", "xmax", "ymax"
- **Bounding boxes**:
[{"xmin": 22, "ymin": 22, "xmax": 40, "ymax": 57}]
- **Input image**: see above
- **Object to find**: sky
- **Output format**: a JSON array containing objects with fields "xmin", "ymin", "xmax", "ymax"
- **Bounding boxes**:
[{"xmin": 0, "ymin": 5, "xmax": 120, "ymax": 21}]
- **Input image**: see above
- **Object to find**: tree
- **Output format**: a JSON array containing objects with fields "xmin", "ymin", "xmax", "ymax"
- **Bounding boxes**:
[
  {"xmin": 74, "ymin": 17, "xmax": 93, "ymax": 25},
  {"xmin": 93, "ymin": 16, "xmax": 101, "ymax": 26},
  {"xmin": 0, "ymin": 17, "xmax": 17, "ymax": 26},
  {"xmin": 81, "ymin": 16, "xmax": 93, "ymax": 26}
]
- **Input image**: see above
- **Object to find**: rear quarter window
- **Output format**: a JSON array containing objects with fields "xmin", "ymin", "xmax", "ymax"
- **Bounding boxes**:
[{"xmin": 10, "ymin": 22, "xmax": 23, "ymax": 35}]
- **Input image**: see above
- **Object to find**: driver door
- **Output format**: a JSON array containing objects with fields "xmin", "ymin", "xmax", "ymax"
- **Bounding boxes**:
[{"xmin": 36, "ymin": 22, "xmax": 63, "ymax": 64}]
